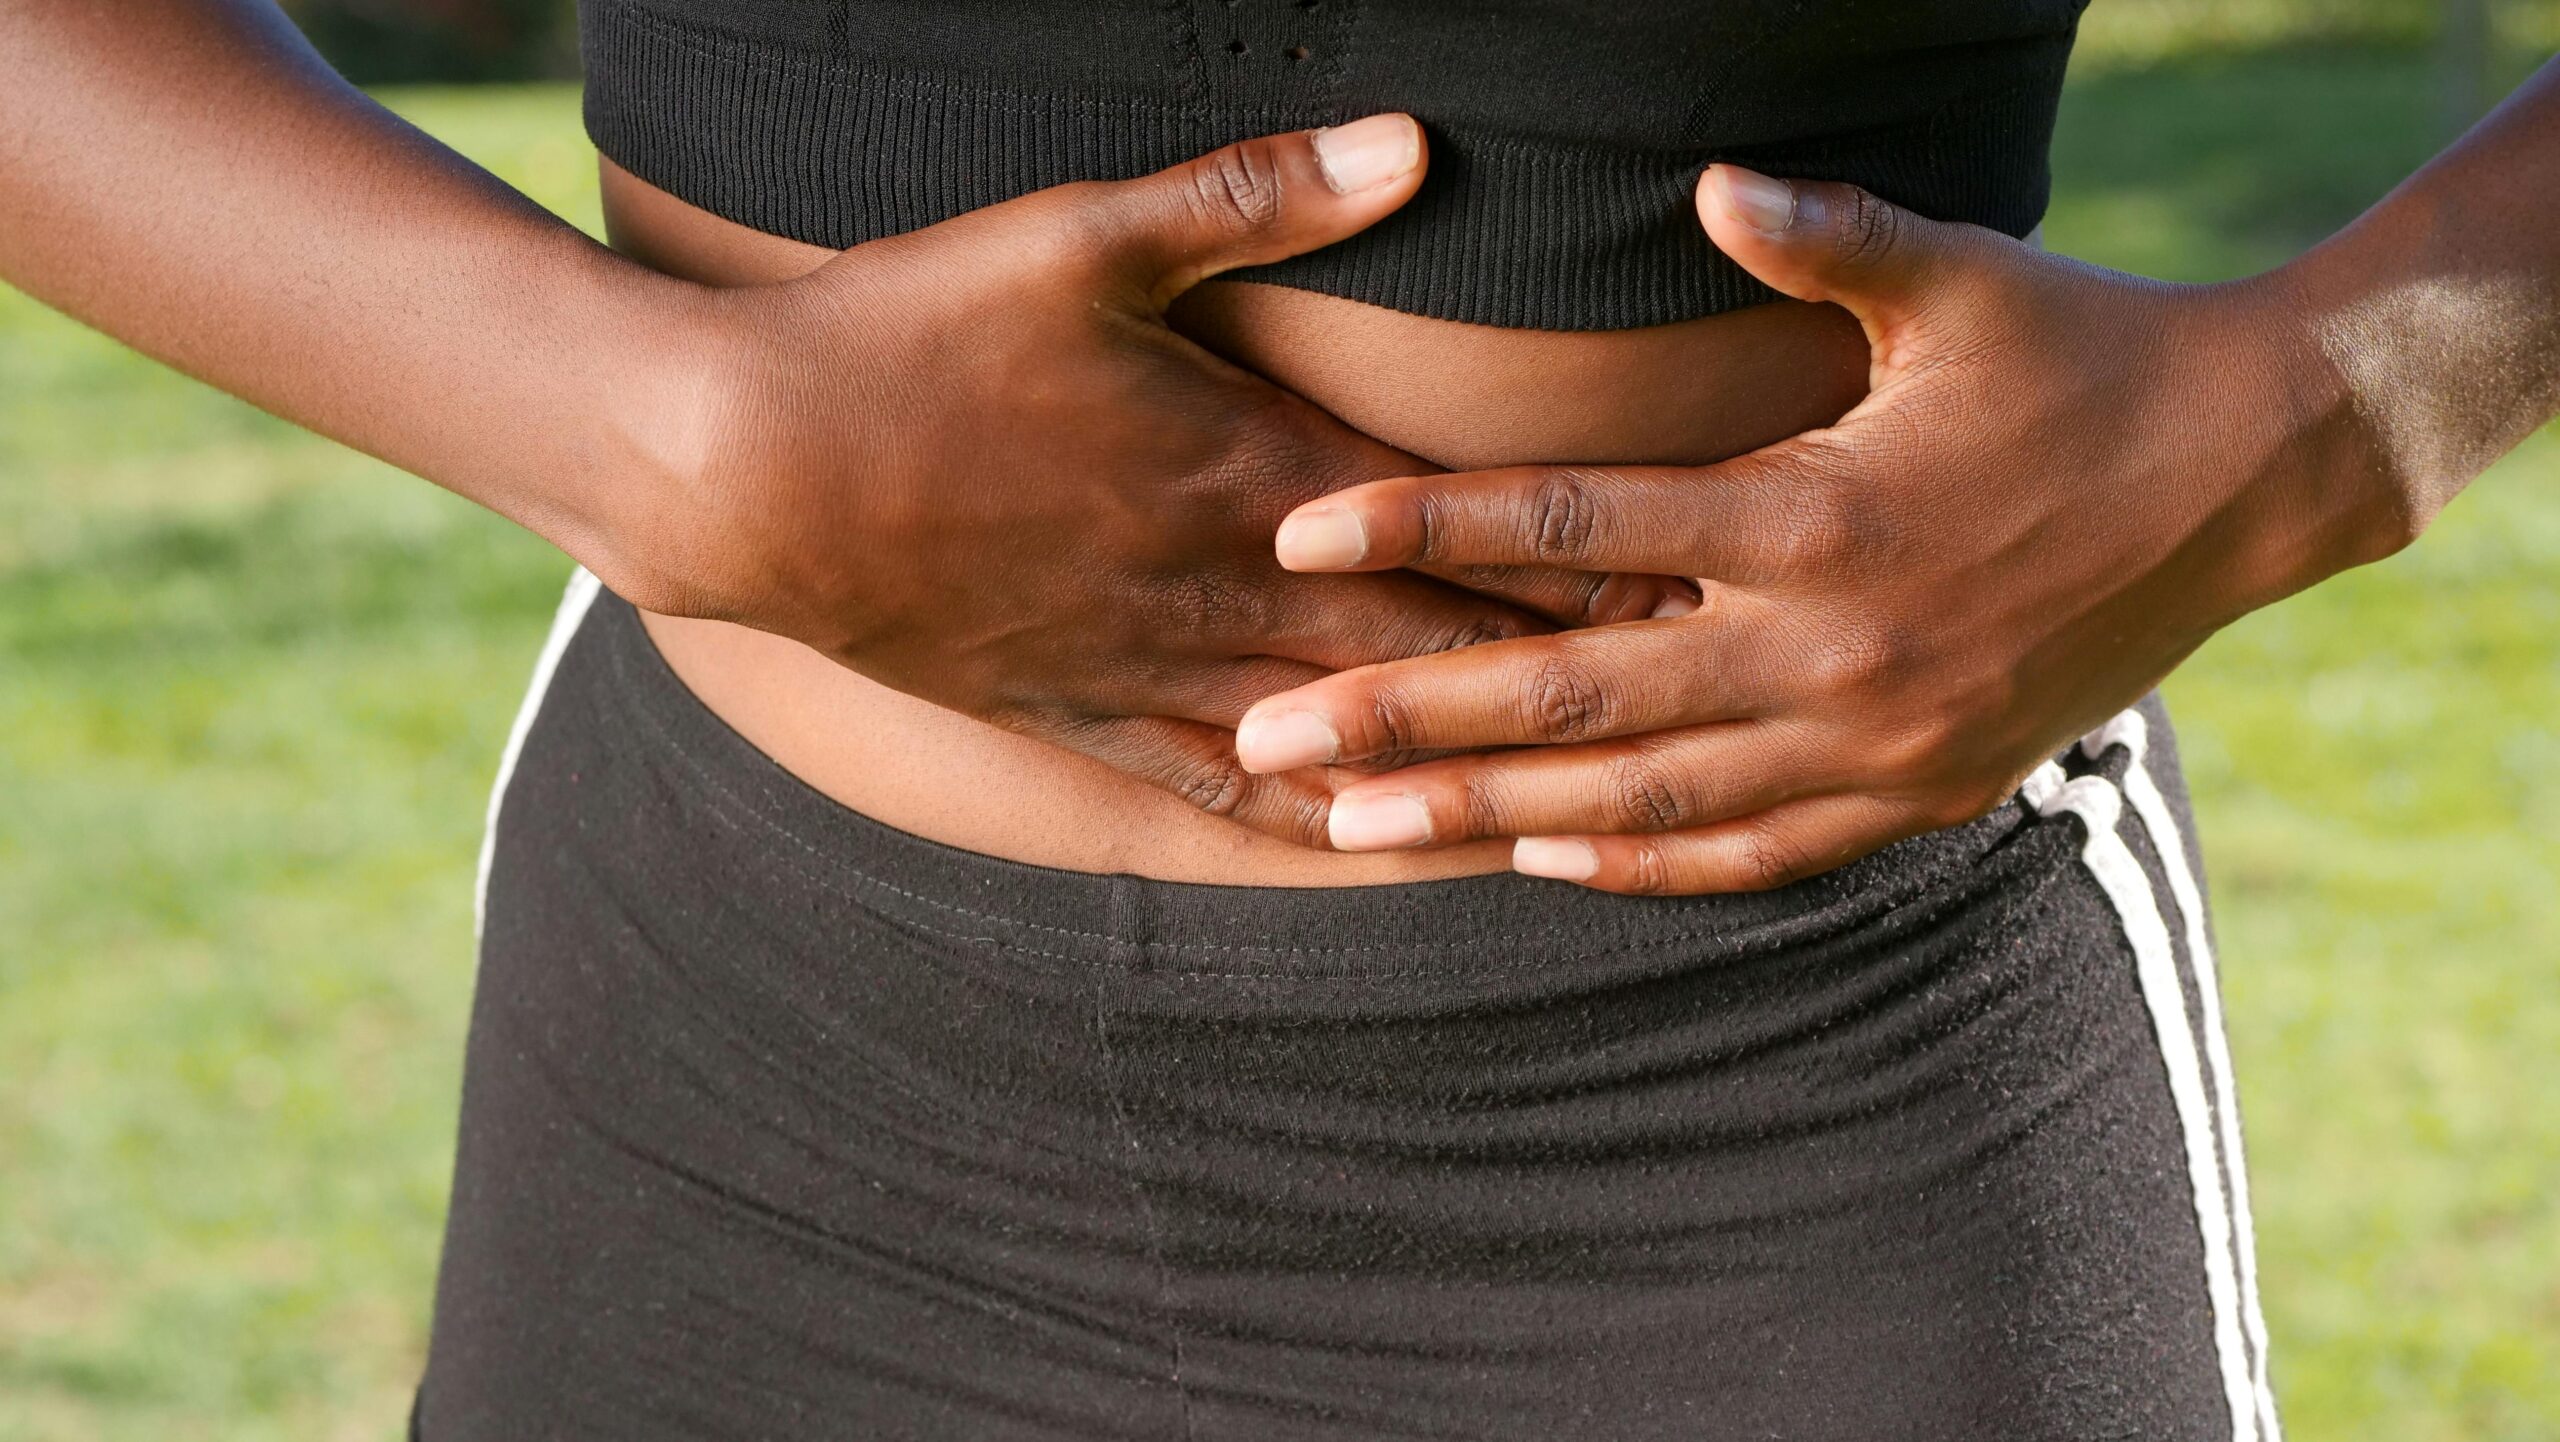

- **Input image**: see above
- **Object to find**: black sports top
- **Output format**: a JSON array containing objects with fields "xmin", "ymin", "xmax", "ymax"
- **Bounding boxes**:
[{"xmin": 580, "ymin": 1, "xmax": 2092, "ymax": 330}]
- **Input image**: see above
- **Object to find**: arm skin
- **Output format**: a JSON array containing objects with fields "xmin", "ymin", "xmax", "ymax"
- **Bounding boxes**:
[
  {"xmin": 0, "ymin": 0, "xmax": 673, "ymax": 554},
  {"xmin": 0, "ymin": 0, "xmax": 1678, "ymax": 846},
  {"xmin": 1237, "ymin": 54, "xmax": 2560, "ymax": 895}
]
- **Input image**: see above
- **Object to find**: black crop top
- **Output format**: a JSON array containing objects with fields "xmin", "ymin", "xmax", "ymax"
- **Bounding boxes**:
[{"xmin": 580, "ymin": 1, "xmax": 2091, "ymax": 330}]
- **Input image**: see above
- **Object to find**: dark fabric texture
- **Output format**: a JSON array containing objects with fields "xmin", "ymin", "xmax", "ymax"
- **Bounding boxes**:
[
  {"xmin": 577, "ymin": 0, "xmax": 2091, "ymax": 329},
  {"xmin": 416, "ymin": 588, "xmax": 2258, "ymax": 1440}
]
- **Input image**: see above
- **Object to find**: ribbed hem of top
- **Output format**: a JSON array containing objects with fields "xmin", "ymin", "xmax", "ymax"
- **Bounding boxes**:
[{"xmin": 580, "ymin": 0, "xmax": 2062, "ymax": 331}]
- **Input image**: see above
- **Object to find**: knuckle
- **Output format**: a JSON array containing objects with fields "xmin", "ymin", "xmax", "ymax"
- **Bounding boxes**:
[
  {"xmin": 1621, "ymin": 841, "xmax": 1675, "ymax": 897},
  {"xmin": 1001, "ymin": 706, "xmax": 1089, "ymax": 750},
  {"xmin": 1526, "ymin": 469, "xmax": 1609, "ymax": 564},
  {"xmin": 1564, "ymin": 571, "xmax": 1619, "ymax": 625},
  {"xmin": 1159, "ymin": 568, "xmax": 1276, "ymax": 644},
  {"xmin": 1523, "ymin": 655, "xmax": 1614, "ymax": 743},
  {"xmin": 1807, "ymin": 627, "xmax": 1895, "ymax": 698},
  {"xmin": 1874, "ymin": 703, "xmax": 1971, "ymax": 781},
  {"xmin": 1043, "ymin": 711, "xmax": 1154, "ymax": 763},
  {"xmin": 1204, "ymin": 391, "xmax": 1321, "ymax": 492},
  {"xmin": 1187, "ymin": 142, "xmax": 1287, "ymax": 237},
  {"xmin": 1427, "ymin": 613, "xmax": 1527, "ymax": 656},
  {"xmin": 1275, "ymin": 791, "xmax": 1335, "ymax": 848},
  {"xmin": 1834, "ymin": 188, "xmax": 1904, "ymax": 272},
  {"xmin": 1018, "ymin": 185, "xmax": 1121, "ymax": 277},
  {"xmin": 1168, "ymin": 756, "xmax": 1252, "ymax": 818},
  {"xmin": 1607, "ymin": 752, "xmax": 1692, "ymax": 832},
  {"xmin": 1732, "ymin": 823, "xmax": 1807, "ymax": 892},
  {"xmin": 1406, "ymin": 484, "xmax": 1455, "ymax": 563},
  {"xmin": 1770, "ymin": 488, "xmax": 1859, "ymax": 578},
  {"xmin": 1453, "ymin": 774, "xmax": 1510, "ymax": 842},
  {"xmin": 1356, "ymin": 685, "xmax": 1425, "ymax": 757}
]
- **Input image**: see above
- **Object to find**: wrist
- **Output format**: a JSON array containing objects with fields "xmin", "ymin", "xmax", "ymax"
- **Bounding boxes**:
[
  {"xmin": 572, "ymin": 263, "xmax": 899, "ymax": 642},
  {"xmin": 2260, "ymin": 222, "xmax": 2493, "ymax": 565},
  {"xmin": 2213, "ymin": 258, "xmax": 2426, "ymax": 598},
  {"xmin": 553, "ymin": 251, "xmax": 751, "ymax": 612}
]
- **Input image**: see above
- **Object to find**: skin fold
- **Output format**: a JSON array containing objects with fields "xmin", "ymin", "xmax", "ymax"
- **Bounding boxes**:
[{"xmin": 4, "ymin": 1, "xmax": 2554, "ymax": 893}]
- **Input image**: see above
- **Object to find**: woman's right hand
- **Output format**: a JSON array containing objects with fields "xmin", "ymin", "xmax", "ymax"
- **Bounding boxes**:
[
  {"xmin": 0, "ymin": 3, "xmax": 1652, "ymax": 848},
  {"xmin": 594, "ymin": 117, "xmax": 1668, "ymax": 840}
]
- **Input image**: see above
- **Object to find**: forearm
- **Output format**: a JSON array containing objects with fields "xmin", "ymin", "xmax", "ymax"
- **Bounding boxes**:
[
  {"xmin": 0, "ymin": 0, "xmax": 698, "ymax": 558},
  {"xmin": 2287, "ymin": 52, "xmax": 2560, "ymax": 540}
]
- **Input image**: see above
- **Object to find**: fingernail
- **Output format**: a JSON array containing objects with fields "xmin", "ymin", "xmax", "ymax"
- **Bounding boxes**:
[
  {"xmin": 1274, "ymin": 507, "xmax": 1368, "ymax": 569},
  {"xmin": 1513, "ymin": 837, "xmax": 1600, "ymax": 882},
  {"xmin": 1313, "ymin": 115, "xmax": 1421, "ymax": 194},
  {"xmin": 1235, "ymin": 709, "xmax": 1341, "ymax": 772},
  {"xmin": 1329, "ymin": 793, "xmax": 1434, "ymax": 850},
  {"xmin": 1716, "ymin": 166, "xmax": 1797, "ymax": 235},
  {"xmin": 1650, "ymin": 588, "xmax": 1701, "ymax": 619}
]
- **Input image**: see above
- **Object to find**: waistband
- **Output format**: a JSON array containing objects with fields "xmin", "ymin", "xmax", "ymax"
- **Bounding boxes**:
[{"xmin": 576, "ymin": 588, "xmax": 2046, "ymax": 990}]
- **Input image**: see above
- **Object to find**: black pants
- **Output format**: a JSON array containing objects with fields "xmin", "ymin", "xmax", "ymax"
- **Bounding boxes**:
[{"xmin": 416, "ymin": 573, "xmax": 2282, "ymax": 1441}]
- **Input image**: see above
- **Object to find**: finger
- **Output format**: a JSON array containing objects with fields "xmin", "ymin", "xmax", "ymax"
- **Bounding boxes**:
[
  {"xmin": 1695, "ymin": 165, "xmax": 2001, "ymax": 341},
  {"xmin": 1247, "ymin": 406, "xmax": 1704, "ymax": 623},
  {"xmin": 1273, "ymin": 456, "xmax": 1833, "ymax": 580},
  {"xmin": 1510, "ymin": 793, "xmax": 1925, "ymax": 896},
  {"xmin": 1411, "ymin": 563, "xmax": 1699, "ymax": 628},
  {"xmin": 1256, "ymin": 568, "xmax": 1553, "ymax": 673},
  {"xmin": 1099, "ymin": 659, "xmax": 1468, "ymax": 775},
  {"xmin": 1318, "ymin": 722, "xmax": 1815, "ymax": 852},
  {"xmin": 1076, "ymin": 115, "xmax": 1427, "ymax": 306},
  {"xmin": 1236, "ymin": 615, "xmax": 1768, "ymax": 772},
  {"xmin": 1048, "ymin": 714, "xmax": 1343, "ymax": 848},
  {"xmin": 1146, "ymin": 657, "xmax": 1333, "ymax": 729}
]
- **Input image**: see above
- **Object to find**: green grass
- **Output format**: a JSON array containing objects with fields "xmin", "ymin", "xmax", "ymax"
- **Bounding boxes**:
[
  {"xmin": 2075, "ymin": 0, "xmax": 2560, "ymax": 71},
  {"xmin": 0, "ymin": 90, "xmax": 585, "ymax": 1442},
  {"xmin": 2045, "ymin": 46, "xmax": 2560, "ymax": 1440},
  {"xmin": 3, "ymin": 47, "xmax": 2556, "ymax": 1442}
]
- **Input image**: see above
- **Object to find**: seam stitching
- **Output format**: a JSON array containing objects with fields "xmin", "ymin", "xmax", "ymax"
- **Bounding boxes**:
[
  {"xmin": 607, "ymin": 633, "xmax": 1926, "ymax": 967},
  {"xmin": 599, "ymin": 604, "xmax": 2044, "ymax": 978},
  {"xmin": 1091, "ymin": 899, "xmax": 1196, "ymax": 1440},
  {"xmin": 620, "ymin": 670, "xmax": 2001, "ymax": 980}
]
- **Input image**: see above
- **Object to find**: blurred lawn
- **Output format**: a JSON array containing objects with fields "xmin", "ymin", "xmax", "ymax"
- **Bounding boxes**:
[{"xmin": 3, "ymin": 42, "xmax": 2556, "ymax": 1442}]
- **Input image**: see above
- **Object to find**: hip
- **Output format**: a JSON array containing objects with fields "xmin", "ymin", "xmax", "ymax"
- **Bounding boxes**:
[{"xmin": 426, "ymin": 575, "xmax": 2276, "ymax": 1438}]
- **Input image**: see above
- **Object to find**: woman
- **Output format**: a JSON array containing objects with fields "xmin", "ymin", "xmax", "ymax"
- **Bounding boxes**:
[{"xmin": 5, "ymin": 1, "xmax": 2554, "ymax": 1437}]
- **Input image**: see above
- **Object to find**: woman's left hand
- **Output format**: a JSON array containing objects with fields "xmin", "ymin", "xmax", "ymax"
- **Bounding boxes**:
[{"xmin": 1230, "ymin": 164, "xmax": 2406, "ymax": 894}]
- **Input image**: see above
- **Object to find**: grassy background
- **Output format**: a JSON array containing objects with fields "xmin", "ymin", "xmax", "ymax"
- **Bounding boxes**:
[{"xmin": 2, "ymin": 30, "xmax": 2555, "ymax": 1442}]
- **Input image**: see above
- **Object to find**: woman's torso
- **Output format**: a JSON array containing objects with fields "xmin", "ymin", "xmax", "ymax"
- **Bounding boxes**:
[
  {"xmin": 609, "ymin": 161, "xmax": 1868, "ymax": 883},
  {"xmin": 589, "ymin": 0, "xmax": 2085, "ymax": 883},
  {"xmin": 421, "ymin": 11, "xmax": 2276, "ymax": 1432}
]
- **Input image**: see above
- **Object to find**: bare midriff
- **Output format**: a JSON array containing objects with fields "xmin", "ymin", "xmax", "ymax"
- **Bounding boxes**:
[{"xmin": 601, "ymin": 158, "xmax": 1870, "ymax": 885}]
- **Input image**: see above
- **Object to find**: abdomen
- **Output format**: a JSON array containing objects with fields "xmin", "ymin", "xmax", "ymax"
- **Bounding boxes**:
[{"xmin": 603, "ymin": 159, "xmax": 1868, "ymax": 884}]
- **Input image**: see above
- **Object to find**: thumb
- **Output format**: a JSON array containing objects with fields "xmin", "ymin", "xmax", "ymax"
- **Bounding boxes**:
[
  {"xmin": 1086, "ymin": 114, "xmax": 1426, "ymax": 308},
  {"xmin": 1696, "ymin": 164, "xmax": 1985, "ymax": 339}
]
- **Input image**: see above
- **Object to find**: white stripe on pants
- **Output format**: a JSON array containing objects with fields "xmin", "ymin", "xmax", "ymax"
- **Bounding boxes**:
[
  {"xmin": 2081, "ymin": 712, "xmax": 2284, "ymax": 1441},
  {"xmin": 2023, "ymin": 720, "xmax": 2272, "ymax": 1441},
  {"xmin": 475, "ymin": 566, "xmax": 604, "ymax": 940}
]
